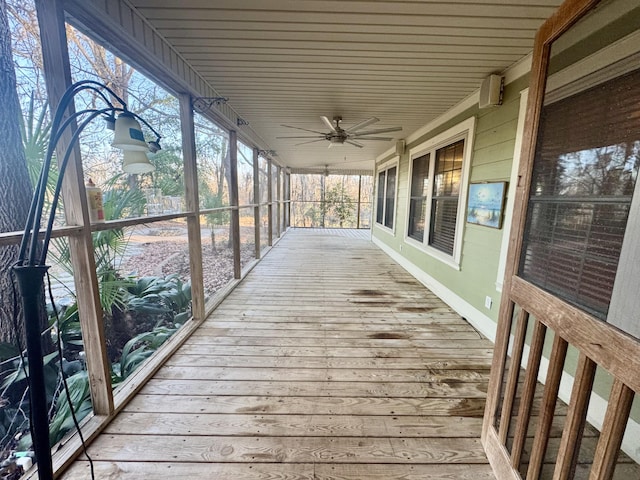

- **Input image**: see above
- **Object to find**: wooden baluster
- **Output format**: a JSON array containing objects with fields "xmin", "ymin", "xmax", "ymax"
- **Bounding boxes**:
[
  {"xmin": 526, "ymin": 335, "xmax": 568, "ymax": 479},
  {"xmin": 589, "ymin": 380, "xmax": 634, "ymax": 480},
  {"xmin": 511, "ymin": 320, "xmax": 547, "ymax": 469},
  {"xmin": 553, "ymin": 353, "xmax": 596, "ymax": 480},
  {"xmin": 499, "ymin": 309, "xmax": 530, "ymax": 443}
]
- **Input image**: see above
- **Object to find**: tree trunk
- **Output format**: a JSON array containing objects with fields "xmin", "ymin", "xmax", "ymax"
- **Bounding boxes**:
[{"xmin": 0, "ymin": 0, "xmax": 46, "ymax": 347}]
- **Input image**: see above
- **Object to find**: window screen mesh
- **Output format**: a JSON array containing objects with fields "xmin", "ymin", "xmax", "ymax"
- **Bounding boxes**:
[{"xmin": 520, "ymin": 68, "xmax": 640, "ymax": 319}]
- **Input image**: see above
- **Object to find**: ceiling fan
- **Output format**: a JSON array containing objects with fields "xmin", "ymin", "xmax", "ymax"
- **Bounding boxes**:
[{"xmin": 277, "ymin": 116, "xmax": 402, "ymax": 148}]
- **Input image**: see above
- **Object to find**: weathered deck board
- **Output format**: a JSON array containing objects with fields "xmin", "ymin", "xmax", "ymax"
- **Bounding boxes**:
[
  {"xmin": 59, "ymin": 229, "xmax": 497, "ymax": 479},
  {"xmin": 62, "ymin": 462, "xmax": 498, "ymax": 479}
]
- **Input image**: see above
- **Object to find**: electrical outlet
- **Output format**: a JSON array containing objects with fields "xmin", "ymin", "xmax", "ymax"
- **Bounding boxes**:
[{"xmin": 485, "ymin": 296, "xmax": 492, "ymax": 309}]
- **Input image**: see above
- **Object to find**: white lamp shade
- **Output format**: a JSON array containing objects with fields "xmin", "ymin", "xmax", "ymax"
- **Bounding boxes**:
[
  {"xmin": 112, "ymin": 112, "xmax": 148, "ymax": 151},
  {"xmin": 122, "ymin": 150, "xmax": 155, "ymax": 174}
]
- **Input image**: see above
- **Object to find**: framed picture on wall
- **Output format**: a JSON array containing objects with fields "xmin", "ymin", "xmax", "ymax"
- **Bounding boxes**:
[{"xmin": 466, "ymin": 181, "xmax": 507, "ymax": 229}]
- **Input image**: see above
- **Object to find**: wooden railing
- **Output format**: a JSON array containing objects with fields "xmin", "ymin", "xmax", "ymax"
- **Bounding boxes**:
[
  {"xmin": 483, "ymin": 276, "xmax": 639, "ymax": 479},
  {"xmin": 481, "ymin": 0, "xmax": 640, "ymax": 478}
]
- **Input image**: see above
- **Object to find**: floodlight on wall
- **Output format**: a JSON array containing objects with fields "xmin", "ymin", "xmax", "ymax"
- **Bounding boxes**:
[
  {"xmin": 12, "ymin": 80, "xmax": 162, "ymax": 480},
  {"xmin": 479, "ymin": 74, "xmax": 504, "ymax": 109}
]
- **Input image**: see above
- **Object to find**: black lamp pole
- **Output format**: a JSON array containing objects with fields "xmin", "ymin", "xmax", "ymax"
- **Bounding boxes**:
[{"xmin": 12, "ymin": 80, "xmax": 161, "ymax": 480}]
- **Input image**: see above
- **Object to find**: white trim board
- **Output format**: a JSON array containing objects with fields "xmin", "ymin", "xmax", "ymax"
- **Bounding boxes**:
[
  {"xmin": 372, "ymin": 235, "xmax": 497, "ymax": 342},
  {"xmin": 495, "ymin": 88, "xmax": 529, "ymax": 292}
]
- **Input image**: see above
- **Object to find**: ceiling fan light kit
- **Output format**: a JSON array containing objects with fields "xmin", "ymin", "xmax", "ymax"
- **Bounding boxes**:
[{"xmin": 277, "ymin": 115, "xmax": 402, "ymax": 148}]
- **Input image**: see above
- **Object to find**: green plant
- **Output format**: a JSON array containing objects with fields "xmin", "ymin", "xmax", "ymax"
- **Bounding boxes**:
[
  {"xmin": 110, "ymin": 322, "xmax": 186, "ymax": 386},
  {"xmin": 19, "ymin": 93, "xmax": 54, "ymax": 191},
  {"xmin": 125, "ymin": 274, "xmax": 192, "ymax": 325},
  {"xmin": 47, "ymin": 370, "xmax": 91, "ymax": 446}
]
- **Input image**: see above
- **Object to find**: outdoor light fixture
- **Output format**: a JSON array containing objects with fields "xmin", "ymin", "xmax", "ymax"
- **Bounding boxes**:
[
  {"xmin": 12, "ymin": 80, "xmax": 162, "ymax": 480},
  {"xmin": 122, "ymin": 150, "xmax": 155, "ymax": 174},
  {"xmin": 111, "ymin": 111, "xmax": 149, "ymax": 151}
]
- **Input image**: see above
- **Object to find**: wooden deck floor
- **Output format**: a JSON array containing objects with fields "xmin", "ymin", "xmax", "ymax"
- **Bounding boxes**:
[{"xmin": 61, "ymin": 229, "xmax": 496, "ymax": 479}]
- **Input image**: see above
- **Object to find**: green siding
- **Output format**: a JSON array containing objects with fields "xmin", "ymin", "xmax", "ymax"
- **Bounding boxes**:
[{"xmin": 373, "ymin": 74, "xmax": 529, "ymax": 326}]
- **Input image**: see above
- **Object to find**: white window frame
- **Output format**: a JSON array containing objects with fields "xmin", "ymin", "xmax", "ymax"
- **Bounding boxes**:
[
  {"xmin": 405, "ymin": 117, "xmax": 476, "ymax": 269},
  {"xmin": 374, "ymin": 157, "xmax": 399, "ymax": 233}
]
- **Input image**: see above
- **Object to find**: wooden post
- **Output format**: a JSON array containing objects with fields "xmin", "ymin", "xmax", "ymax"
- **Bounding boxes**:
[
  {"xmin": 276, "ymin": 166, "xmax": 282, "ymax": 238},
  {"xmin": 179, "ymin": 94, "xmax": 205, "ymax": 321},
  {"xmin": 229, "ymin": 130, "xmax": 241, "ymax": 278},
  {"xmin": 267, "ymin": 159, "xmax": 273, "ymax": 246},
  {"xmin": 287, "ymin": 170, "xmax": 291, "ymax": 228},
  {"xmin": 253, "ymin": 148, "xmax": 261, "ymax": 259},
  {"xmin": 357, "ymin": 175, "xmax": 362, "ymax": 229},
  {"xmin": 35, "ymin": 0, "xmax": 113, "ymax": 415}
]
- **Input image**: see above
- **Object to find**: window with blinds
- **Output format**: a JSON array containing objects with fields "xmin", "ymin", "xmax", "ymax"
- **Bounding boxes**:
[
  {"xmin": 408, "ymin": 154, "xmax": 429, "ymax": 241},
  {"xmin": 430, "ymin": 140, "xmax": 464, "ymax": 255},
  {"xmin": 376, "ymin": 170, "xmax": 385, "ymax": 225},
  {"xmin": 520, "ymin": 67, "xmax": 640, "ymax": 319},
  {"xmin": 384, "ymin": 166, "xmax": 397, "ymax": 229},
  {"xmin": 375, "ymin": 165, "xmax": 397, "ymax": 229},
  {"xmin": 407, "ymin": 138, "xmax": 465, "ymax": 256}
]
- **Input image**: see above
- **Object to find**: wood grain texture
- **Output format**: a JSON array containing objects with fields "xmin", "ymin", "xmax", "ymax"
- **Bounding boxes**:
[
  {"xmin": 510, "ymin": 319, "xmax": 547, "ymax": 469},
  {"xmin": 589, "ymin": 380, "xmax": 634, "ymax": 480},
  {"xmin": 57, "ymin": 229, "xmax": 495, "ymax": 478},
  {"xmin": 498, "ymin": 309, "xmax": 529, "ymax": 443},
  {"xmin": 179, "ymin": 93, "xmax": 205, "ymax": 321},
  {"xmin": 525, "ymin": 334, "xmax": 568, "ymax": 479},
  {"xmin": 553, "ymin": 353, "xmax": 596, "ymax": 480},
  {"xmin": 511, "ymin": 277, "xmax": 640, "ymax": 394},
  {"xmin": 229, "ymin": 130, "xmax": 242, "ymax": 279},
  {"xmin": 253, "ymin": 147, "xmax": 261, "ymax": 259},
  {"xmin": 35, "ymin": 0, "xmax": 114, "ymax": 416}
]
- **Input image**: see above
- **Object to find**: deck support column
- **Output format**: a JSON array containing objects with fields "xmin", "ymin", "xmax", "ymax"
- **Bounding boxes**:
[
  {"xmin": 267, "ymin": 159, "xmax": 273, "ymax": 246},
  {"xmin": 286, "ymin": 170, "xmax": 291, "ymax": 228},
  {"xmin": 253, "ymin": 148, "xmax": 261, "ymax": 259},
  {"xmin": 35, "ymin": 0, "xmax": 113, "ymax": 416},
  {"xmin": 276, "ymin": 166, "xmax": 282, "ymax": 238},
  {"xmin": 357, "ymin": 175, "xmax": 362, "ymax": 229},
  {"xmin": 179, "ymin": 94, "xmax": 205, "ymax": 321},
  {"xmin": 229, "ymin": 130, "xmax": 241, "ymax": 278}
]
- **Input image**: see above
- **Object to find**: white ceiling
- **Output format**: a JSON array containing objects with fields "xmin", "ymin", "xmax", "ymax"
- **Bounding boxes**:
[{"xmin": 129, "ymin": 0, "xmax": 562, "ymax": 172}]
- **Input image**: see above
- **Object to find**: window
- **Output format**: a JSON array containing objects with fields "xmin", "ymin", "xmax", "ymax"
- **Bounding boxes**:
[
  {"xmin": 520, "ymin": 67, "xmax": 640, "ymax": 320},
  {"xmin": 408, "ymin": 154, "xmax": 429, "ymax": 241},
  {"xmin": 406, "ymin": 118, "xmax": 474, "ymax": 265},
  {"xmin": 376, "ymin": 164, "xmax": 397, "ymax": 229},
  {"xmin": 430, "ymin": 140, "xmax": 464, "ymax": 254}
]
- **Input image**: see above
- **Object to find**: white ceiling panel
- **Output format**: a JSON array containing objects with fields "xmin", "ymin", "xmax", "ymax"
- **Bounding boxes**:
[{"xmin": 128, "ymin": 0, "xmax": 562, "ymax": 171}]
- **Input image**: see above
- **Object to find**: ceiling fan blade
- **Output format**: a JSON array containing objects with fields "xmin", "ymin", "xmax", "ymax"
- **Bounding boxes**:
[
  {"xmin": 352, "ymin": 126, "xmax": 403, "ymax": 136},
  {"xmin": 345, "ymin": 117, "xmax": 379, "ymax": 133},
  {"xmin": 281, "ymin": 124, "xmax": 326, "ymax": 134},
  {"xmin": 277, "ymin": 135, "xmax": 325, "ymax": 139},
  {"xmin": 321, "ymin": 116, "xmax": 337, "ymax": 132},
  {"xmin": 352, "ymin": 136, "xmax": 393, "ymax": 141},
  {"xmin": 345, "ymin": 140, "xmax": 364, "ymax": 148},
  {"xmin": 295, "ymin": 139, "xmax": 327, "ymax": 146}
]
